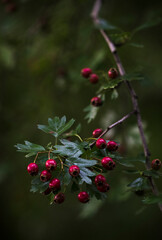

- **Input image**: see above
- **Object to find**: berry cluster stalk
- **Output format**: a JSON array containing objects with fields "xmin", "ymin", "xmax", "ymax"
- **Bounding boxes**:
[{"xmin": 91, "ymin": 0, "xmax": 162, "ymax": 212}]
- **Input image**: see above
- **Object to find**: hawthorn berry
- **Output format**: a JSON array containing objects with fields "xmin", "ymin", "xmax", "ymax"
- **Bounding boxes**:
[
  {"xmin": 40, "ymin": 170, "xmax": 51, "ymax": 182},
  {"xmin": 49, "ymin": 178, "xmax": 61, "ymax": 191},
  {"xmin": 81, "ymin": 68, "xmax": 92, "ymax": 78},
  {"xmin": 107, "ymin": 141, "xmax": 118, "ymax": 151},
  {"xmin": 108, "ymin": 68, "xmax": 118, "ymax": 79},
  {"xmin": 78, "ymin": 191, "xmax": 90, "ymax": 203},
  {"xmin": 43, "ymin": 187, "xmax": 51, "ymax": 195},
  {"xmin": 91, "ymin": 96, "xmax": 102, "ymax": 107},
  {"xmin": 45, "ymin": 159, "xmax": 57, "ymax": 171},
  {"xmin": 92, "ymin": 128, "xmax": 103, "ymax": 138},
  {"xmin": 89, "ymin": 73, "xmax": 99, "ymax": 84},
  {"xmin": 101, "ymin": 157, "xmax": 116, "ymax": 170},
  {"xmin": 69, "ymin": 165, "xmax": 80, "ymax": 177},
  {"xmin": 96, "ymin": 138, "xmax": 106, "ymax": 149},
  {"xmin": 27, "ymin": 163, "xmax": 38, "ymax": 176},
  {"xmin": 97, "ymin": 182, "xmax": 110, "ymax": 192},
  {"xmin": 54, "ymin": 193, "xmax": 65, "ymax": 204},
  {"xmin": 95, "ymin": 174, "xmax": 106, "ymax": 187},
  {"xmin": 151, "ymin": 159, "xmax": 161, "ymax": 170}
]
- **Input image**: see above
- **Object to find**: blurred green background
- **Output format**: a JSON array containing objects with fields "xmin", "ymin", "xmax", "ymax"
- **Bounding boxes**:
[{"xmin": 1, "ymin": 0, "xmax": 162, "ymax": 239}]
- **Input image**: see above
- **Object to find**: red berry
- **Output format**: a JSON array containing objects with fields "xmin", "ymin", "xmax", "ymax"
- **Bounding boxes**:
[
  {"xmin": 49, "ymin": 178, "xmax": 61, "ymax": 191},
  {"xmin": 101, "ymin": 157, "xmax": 115, "ymax": 170},
  {"xmin": 89, "ymin": 73, "xmax": 99, "ymax": 84},
  {"xmin": 92, "ymin": 128, "xmax": 103, "ymax": 138},
  {"xmin": 151, "ymin": 159, "xmax": 161, "ymax": 170},
  {"xmin": 81, "ymin": 68, "xmax": 92, "ymax": 78},
  {"xmin": 95, "ymin": 174, "xmax": 106, "ymax": 187},
  {"xmin": 96, "ymin": 138, "xmax": 106, "ymax": 149},
  {"xmin": 42, "ymin": 187, "xmax": 51, "ymax": 195},
  {"xmin": 107, "ymin": 141, "xmax": 118, "ymax": 151},
  {"xmin": 97, "ymin": 182, "xmax": 110, "ymax": 192},
  {"xmin": 91, "ymin": 96, "xmax": 102, "ymax": 107},
  {"xmin": 27, "ymin": 163, "xmax": 38, "ymax": 176},
  {"xmin": 78, "ymin": 191, "xmax": 90, "ymax": 203},
  {"xmin": 108, "ymin": 68, "xmax": 118, "ymax": 79},
  {"xmin": 54, "ymin": 193, "xmax": 65, "ymax": 204},
  {"xmin": 69, "ymin": 165, "xmax": 80, "ymax": 177},
  {"xmin": 45, "ymin": 159, "xmax": 57, "ymax": 171},
  {"xmin": 40, "ymin": 170, "xmax": 51, "ymax": 182}
]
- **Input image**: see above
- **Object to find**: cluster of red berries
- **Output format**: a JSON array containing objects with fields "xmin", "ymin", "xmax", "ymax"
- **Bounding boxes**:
[
  {"xmin": 81, "ymin": 67, "xmax": 118, "ymax": 107},
  {"xmin": 81, "ymin": 68, "xmax": 99, "ymax": 84},
  {"xmin": 1, "ymin": 0, "xmax": 17, "ymax": 13},
  {"xmin": 27, "ymin": 159, "xmax": 91, "ymax": 204}
]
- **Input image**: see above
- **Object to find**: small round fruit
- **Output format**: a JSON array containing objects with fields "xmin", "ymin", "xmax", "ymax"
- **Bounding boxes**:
[
  {"xmin": 89, "ymin": 73, "xmax": 99, "ymax": 84},
  {"xmin": 40, "ymin": 170, "xmax": 51, "ymax": 182},
  {"xmin": 78, "ymin": 191, "xmax": 90, "ymax": 203},
  {"xmin": 54, "ymin": 193, "xmax": 65, "ymax": 204},
  {"xmin": 45, "ymin": 159, "xmax": 57, "ymax": 171},
  {"xmin": 92, "ymin": 128, "xmax": 103, "ymax": 138},
  {"xmin": 27, "ymin": 163, "xmax": 39, "ymax": 176},
  {"xmin": 69, "ymin": 165, "xmax": 80, "ymax": 177},
  {"xmin": 81, "ymin": 68, "xmax": 92, "ymax": 78},
  {"xmin": 96, "ymin": 138, "xmax": 106, "ymax": 149},
  {"xmin": 95, "ymin": 174, "xmax": 106, "ymax": 187},
  {"xmin": 49, "ymin": 178, "xmax": 61, "ymax": 191},
  {"xmin": 42, "ymin": 187, "xmax": 51, "ymax": 195},
  {"xmin": 151, "ymin": 159, "xmax": 161, "ymax": 170},
  {"xmin": 101, "ymin": 157, "xmax": 115, "ymax": 170},
  {"xmin": 91, "ymin": 96, "xmax": 102, "ymax": 107},
  {"xmin": 107, "ymin": 141, "xmax": 118, "ymax": 151},
  {"xmin": 108, "ymin": 68, "xmax": 118, "ymax": 79},
  {"xmin": 97, "ymin": 182, "xmax": 110, "ymax": 192}
]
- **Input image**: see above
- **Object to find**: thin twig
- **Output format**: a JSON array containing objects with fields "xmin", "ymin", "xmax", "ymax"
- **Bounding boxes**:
[
  {"xmin": 90, "ymin": 110, "xmax": 135, "ymax": 147},
  {"xmin": 91, "ymin": 0, "xmax": 162, "ymax": 212}
]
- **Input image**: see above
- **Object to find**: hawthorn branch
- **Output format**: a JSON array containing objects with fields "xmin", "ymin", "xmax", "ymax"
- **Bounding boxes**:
[
  {"xmin": 91, "ymin": 0, "xmax": 162, "ymax": 212},
  {"xmin": 90, "ymin": 110, "xmax": 135, "ymax": 148}
]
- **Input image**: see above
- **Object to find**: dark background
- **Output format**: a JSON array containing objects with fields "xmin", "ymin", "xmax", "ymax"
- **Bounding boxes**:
[{"xmin": 1, "ymin": 0, "xmax": 162, "ymax": 239}]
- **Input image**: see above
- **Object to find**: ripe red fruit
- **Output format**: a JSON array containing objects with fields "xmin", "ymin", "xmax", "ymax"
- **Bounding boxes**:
[
  {"xmin": 49, "ymin": 178, "xmax": 61, "ymax": 191},
  {"xmin": 78, "ymin": 191, "xmax": 90, "ymax": 203},
  {"xmin": 92, "ymin": 128, "xmax": 103, "ymax": 138},
  {"xmin": 40, "ymin": 170, "xmax": 51, "ymax": 182},
  {"xmin": 96, "ymin": 138, "xmax": 106, "ymax": 149},
  {"xmin": 101, "ymin": 157, "xmax": 115, "ymax": 170},
  {"xmin": 91, "ymin": 96, "xmax": 102, "ymax": 107},
  {"xmin": 89, "ymin": 73, "xmax": 99, "ymax": 84},
  {"xmin": 107, "ymin": 141, "xmax": 118, "ymax": 151},
  {"xmin": 54, "ymin": 193, "xmax": 65, "ymax": 204},
  {"xmin": 81, "ymin": 68, "xmax": 92, "ymax": 78},
  {"xmin": 27, "ymin": 163, "xmax": 38, "ymax": 176},
  {"xmin": 97, "ymin": 182, "xmax": 110, "ymax": 192},
  {"xmin": 45, "ymin": 159, "xmax": 57, "ymax": 171},
  {"xmin": 42, "ymin": 187, "xmax": 51, "ymax": 195},
  {"xmin": 151, "ymin": 159, "xmax": 161, "ymax": 170},
  {"xmin": 108, "ymin": 68, "xmax": 118, "ymax": 79},
  {"xmin": 69, "ymin": 165, "xmax": 80, "ymax": 177},
  {"xmin": 95, "ymin": 174, "xmax": 106, "ymax": 187}
]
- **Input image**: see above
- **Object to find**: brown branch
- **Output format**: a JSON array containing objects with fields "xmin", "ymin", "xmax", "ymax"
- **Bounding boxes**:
[
  {"xmin": 91, "ymin": 0, "xmax": 162, "ymax": 212},
  {"xmin": 90, "ymin": 110, "xmax": 135, "ymax": 148}
]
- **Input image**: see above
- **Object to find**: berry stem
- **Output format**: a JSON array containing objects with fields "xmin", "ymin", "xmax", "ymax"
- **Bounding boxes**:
[
  {"xmin": 91, "ymin": 0, "xmax": 162, "ymax": 212},
  {"xmin": 74, "ymin": 134, "xmax": 83, "ymax": 142}
]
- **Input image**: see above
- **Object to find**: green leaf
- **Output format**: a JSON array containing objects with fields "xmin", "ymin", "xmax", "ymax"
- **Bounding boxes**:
[
  {"xmin": 121, "ymin": 72, "xmax": 144, "ymax": 82},
  {"xmin": 133, "ymin": 18, "xmax": 162, "ymax": 35},
  {"xmin": 0, "ymin": 45, "xmax": 15, "ymax": 69},
  {"xmin": 63, "ymin": 167, "xmax": 72, "ymax": 186},
  {"xmin": 84, "ymin": 104, "xmax": 100, "ymax": 123},
  {"xmin": 128, "ymin": 43, "xmax": 144, "ymax": 48},
  {"xmin": 15, "ymin": 141, "xmax": 45, "ymax": 157},
  {"xmin": 127, "ymin": 177, "xmax": 144, "ymax": 188},
  {"xmin": 142, "ymin": 194, "xmax": 162, "ymax": 205},
  {"xmin": 54, "ymin": 139, "xmax": 85, "ymax": 158},
  {"xmin": 117, "ymin": 159, "xmax": 134, "ymax": 168},
  {"xmin": 143, "ymin": 170, "xmax": 161, "ymax": 179},
  {"xmin": 95, "ymin": 18, "xmax": 118, "ymax": 30},
  {"xmin": 123, "ymin": 169, "xmax": 140, "ymax": 174},
  {"xmin": 111, "ymin": 89, "xmax": 118, "ymax": 100},
  {"xmin": 97, "ymin": 78, "xmax": 122, "ymax": 93},
  {"xmin": 30, "ymin": 177, "xmax": 49, "ymax": 193},
  {"xmin": 109, "ymin": 32, "xmax": 131, "ymax": 47},
  {"xmin": 37, "ymin": 116, "xmax": 75, "ymax": 137},
  {"xmin": 79, "ymin": 198, "xmax": 104, "ymax": 219}
]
